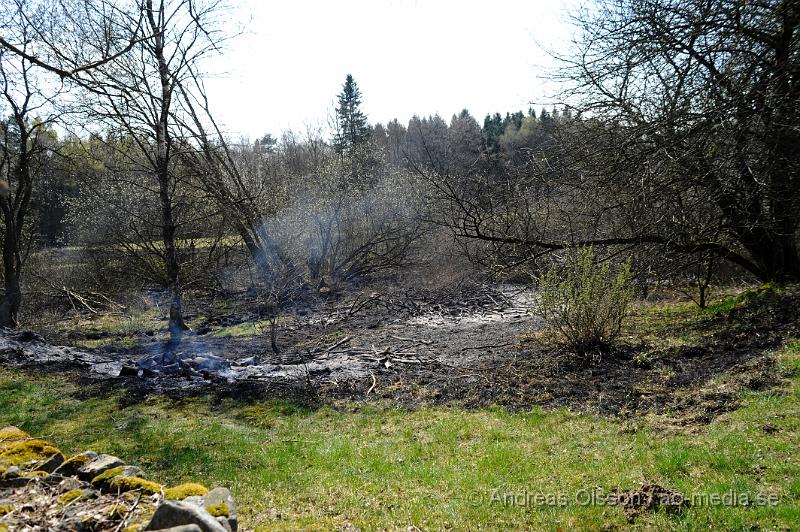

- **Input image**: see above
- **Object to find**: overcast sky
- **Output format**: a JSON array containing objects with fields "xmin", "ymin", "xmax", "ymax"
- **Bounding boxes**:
[{"xmin": 203, "ymin": 0, "xmax": 578, "ymax": 139}]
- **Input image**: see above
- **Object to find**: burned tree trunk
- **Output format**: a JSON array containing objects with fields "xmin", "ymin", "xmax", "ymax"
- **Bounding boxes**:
[{"xmin": 0, "ymin": 226, "xmax": 22, "ymax": 328}]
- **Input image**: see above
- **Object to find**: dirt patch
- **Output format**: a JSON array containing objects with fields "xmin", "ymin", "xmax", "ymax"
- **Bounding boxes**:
[{"xmin": 611, "ymin": 483, "xmax": 690, "ymax": 521}]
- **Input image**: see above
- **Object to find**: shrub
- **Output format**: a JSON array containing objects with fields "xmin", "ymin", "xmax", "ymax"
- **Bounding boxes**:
[{"xmin": 538, "ymin": 247, "xmax": 633, "ymax": 352}]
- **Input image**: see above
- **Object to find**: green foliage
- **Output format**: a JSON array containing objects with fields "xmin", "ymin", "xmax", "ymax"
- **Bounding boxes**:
[{"xmin": 538, "ymin": 247, "xmax": 634, "ymax": 351}]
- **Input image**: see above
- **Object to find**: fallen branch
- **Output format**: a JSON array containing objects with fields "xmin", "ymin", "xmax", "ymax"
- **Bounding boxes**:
[
  {"xmin": 461, "ymin": 342, "xmax": 515, "ymax": 352},
  {"xmin": 455, "ymin": 373, "xmax": 491, "ymax": 384},
  {"xmin": 327, "ymin": 335, "xmax": 352, "ymax": 352},
  {"xmin": 112, "ymin": 490, "xmax": 143, "ymax": 532},
  {"xmin": 389, "ymin": 335, "xmax": 433, "ymax": 345},
  {"xmin": 366, "ymin": 373, "xmax": 377, "ymax": 395}
]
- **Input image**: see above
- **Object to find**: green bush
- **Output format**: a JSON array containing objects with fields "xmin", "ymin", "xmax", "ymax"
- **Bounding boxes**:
[{"xmin": 538, "ymin": 247, "xmax": 633, "ymax": 352}]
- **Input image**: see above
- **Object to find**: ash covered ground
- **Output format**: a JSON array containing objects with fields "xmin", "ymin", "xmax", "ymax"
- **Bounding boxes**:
[{"xmin": 2, "ymin": 283, "xmax": 796, "ymax": 426}]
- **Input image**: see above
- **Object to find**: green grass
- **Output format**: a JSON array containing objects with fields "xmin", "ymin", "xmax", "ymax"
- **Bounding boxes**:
[
  {"xmin": 54, "ymin": 311, "xmax": 167, "ymax": 349},
  {"xmin": 701, "ymin": 283, "xmax": 779, "ymax": 316},
  {"xmin": 1, "ymin": 338, "xmax": 798, "ymax": 530},
  {"xmin": 209, "ymin": 316, "xmax": 295, "ymax": 339},
  {"xmin": 210, "ymin": 319, "xmax": 271, "ymax": 339}
]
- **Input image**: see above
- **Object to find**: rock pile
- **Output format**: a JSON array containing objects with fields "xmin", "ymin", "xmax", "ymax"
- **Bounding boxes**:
[{"xmin": 0, "ymin": 426, "xmax": 238, "ymax": 531}]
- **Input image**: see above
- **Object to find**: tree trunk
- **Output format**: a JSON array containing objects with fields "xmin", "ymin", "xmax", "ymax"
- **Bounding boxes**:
[
  {"xmin": 0, "ymin": 125, "xmax": 32, "ymax": 329},
  {"xmin": 0, "ymin": 207, "xmax": 20, "ymax": 328},
  {"xmin": 0, "ymin": 266, "xmax": 21, "ymax": 329},
  {"xmin": 162, "ymin": 197, "xmax": 188, "ymax": 341},
  {"xmin": 147, "ymin": 0, "xmax": 188, "ymax": 343}
]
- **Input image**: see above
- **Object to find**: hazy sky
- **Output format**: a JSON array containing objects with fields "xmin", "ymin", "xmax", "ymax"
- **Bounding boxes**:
[{"xmin": 203, "ymin": 0, "xmax": 578, "ymax": 139}]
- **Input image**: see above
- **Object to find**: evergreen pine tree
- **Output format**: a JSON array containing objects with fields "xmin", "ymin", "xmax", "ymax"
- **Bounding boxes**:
[{"xmin": 334, "ymin": 74, "xmax": 370, "ymax": 155}]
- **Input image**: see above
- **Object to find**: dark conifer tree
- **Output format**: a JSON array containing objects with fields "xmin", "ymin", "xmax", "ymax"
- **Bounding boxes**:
[{"xmin": 334, "ymin": 74, "xmax": 370, "ymax": 155}]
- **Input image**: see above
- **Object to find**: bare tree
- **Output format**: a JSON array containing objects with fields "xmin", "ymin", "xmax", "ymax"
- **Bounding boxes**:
[
  {"xmin": 79, "ymin": 0, "xmax": 227, "ymax": 341},
  {"xmin": 424, "ymin": 0, "xmax": 800, "ymax": 284},
  {"xmin": 0, "ymin": 2, "xmax": 60, "ymax": 327},
  {"xmin": 0, "ymin": 0, "xmax": 144, "ymax": 82},
  {"xmin": 556, "ymin": 0, "xmax": 800, "ymax": 282}
]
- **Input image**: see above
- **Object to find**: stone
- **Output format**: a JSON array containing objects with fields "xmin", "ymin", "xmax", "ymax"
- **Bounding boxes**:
[
  {"xmin": 119, "ymin": 365, "xmax": 141, "ymax": 377},
  {"xmin": 7, "ymin": 329, "xmax": 44, "ymax": 343},
  {"xmin": 54, "ymin": 451, "xmax": 97, "ymax": 477},
  {"xmin": 91, "ymin": 361, "xmax": 123, "ymax": 377},
  {"xmin": 58, "ymin": 476, "xmax": 87, "ymax": 492},
  {"xmin": 0, "ymin": 438, "xmax": 60, "ymax": 468},
  {"xmin": 90, "ymin": 465, "xmax": 142, "ymax": 488},
  {"xmin": 38, "ymin": 451, "xmax": 65, "ymax": 473},
  {"xmin": 108, "ymin": 476, "xmax": 162, "ymax": 494},
  {"xmin": 52, "ymin": 516, "xmax": 88, "ymax": 531},
  {"xmin": 204, "ymin": 488, "xmax": 236, "ymax": 523},
  {"xmin": 164, "ymin": 483, "xmax": 209, "ymax": 500},
  {"xmin": 184, "ymin": 487, "xmax": 237, "ymax": 532},
  {"xmin": 2, "ymin": 465, "xmax": 20, "ymax": 479},
  {"xmin": 182, "ymin": 495, "xmax": 204, "ymax": 506},
  {"xmin": 77, "ymin": 454, "xmax": 125, "ymax": 481},
  {"xmin": 144, "ymin": 501, "xmax": 228, "ymax": 532},
  {"xmin": 149, "ymin": 526, "xmax": 203, "ymax": 532},
  {"xmin": 0, "ymin": 426, "xmax": 29, "ymax": 441}
]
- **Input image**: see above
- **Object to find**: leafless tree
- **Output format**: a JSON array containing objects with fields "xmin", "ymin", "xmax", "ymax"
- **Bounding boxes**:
[
  {"xmin": 556, "ymin": 0, "xmax": 800, "ymax": 282},
  {"xmin": 78, "ymin": 0, "xmax": 228, "ymax": 341},
  {"xmin": 0, "ymin": 2, "xmax": 61, "ymax": 327},
  {"xmin": 0, "ymin": 0, "xmax": 144, "ymax": 83},
  {"xmin": 424, "ymin": 0, "xmax": 800, "ymax": 284}
]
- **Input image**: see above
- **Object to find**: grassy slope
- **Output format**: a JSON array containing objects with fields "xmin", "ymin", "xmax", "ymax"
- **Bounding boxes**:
[{"xmin": 1, "ymin": 316, "xmax": 798, "ymax": 529}]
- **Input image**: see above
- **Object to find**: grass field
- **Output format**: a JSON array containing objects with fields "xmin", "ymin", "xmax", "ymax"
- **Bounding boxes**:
[{"xmin": 1, "ymin": 293, "xmax": 798, "ymax": 530}]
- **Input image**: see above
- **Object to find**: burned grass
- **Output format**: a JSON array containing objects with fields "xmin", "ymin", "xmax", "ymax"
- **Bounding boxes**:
[{"xmin": 3, "ymin": 283, "xmax": 798, "ymax": 427}]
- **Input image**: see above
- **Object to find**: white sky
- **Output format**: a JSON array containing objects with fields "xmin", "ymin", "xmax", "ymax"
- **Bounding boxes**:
[{"xmin": 203, "ymin": 0, "xmax": 579, "ymax": 139}]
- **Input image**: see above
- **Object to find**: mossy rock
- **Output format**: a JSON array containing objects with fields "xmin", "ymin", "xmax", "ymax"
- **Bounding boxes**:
[
  {"xmin": 0, "ymin": 465, "xmax": 19, "ymax": 480},
  {"xmin": 59, "ymin": 489, "xmax": 87, "ymax": 505},
  {"xmin": 92, "ymin": 465, "xmax": 142, "ymax": 491},
  {"xmin": 0, "ymin": 504, "xmax": 13, "ymax": 516},
  {"xmin": 0, "ymin": 439, "xmax": 60, "ymax": 469},
  {"xmin": 123, "ymin": 525, "xmax": 143, "ymax": 532},
  {"xmin": 164, "ymin": 482, "xmax": 208, "ymax": 500},
  {"xmin": 108, "ymin": 476, "xmax": 162, "ymax": 495},
  {"xmin": 206, "ymin": 502, "xmax": 230, "ymax": 518},
  {"xmin": 0, "ymin": 426, "xmax": 28, "ymax": 442},
  {"xmin": 91, "ymin": 465, "xmax": 127, "ymax": 486},
  {"xmin": 23, "ymin": 470, "xmax": 48, "ymax": 479},
  {"xmin": 55, "ymin": 452, "xmax": 94, "ymax": 476}
]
